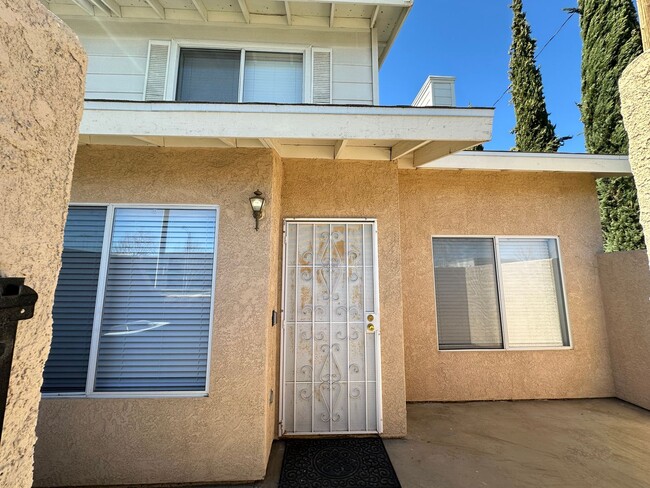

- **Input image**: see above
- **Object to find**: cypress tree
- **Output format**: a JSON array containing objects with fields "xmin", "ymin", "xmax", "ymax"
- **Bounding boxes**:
[
  {"xmin": 578, "ymin": 0, "xmax": 646, "ymax": 251},
  {"xmin": 509, "ymin": 0, "xmax": 562, "ymax": 152}
]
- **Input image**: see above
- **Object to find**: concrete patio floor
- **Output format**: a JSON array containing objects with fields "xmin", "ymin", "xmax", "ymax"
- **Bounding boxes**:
[
  {"xmin": 217, "ymin": 398, "xmax": 650, "ymax": 488},
  {"xmin": 385, "ymin": 399, "xmax": 650, "ymax": 488}
]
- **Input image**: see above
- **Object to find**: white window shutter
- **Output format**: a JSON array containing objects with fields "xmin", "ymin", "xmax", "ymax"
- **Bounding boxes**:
[
  {"xmin": 144, "ymin": 40, "xmax": 171, "ymax": 101},
  {"xmin": 312, "ymin": 48, "xmax": 332, "ymax": 104}
]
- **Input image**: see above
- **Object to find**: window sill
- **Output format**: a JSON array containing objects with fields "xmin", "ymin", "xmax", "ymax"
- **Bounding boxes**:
[
  {"xmin": 41, "ymin": 392, "xmax": 209, "ymax": 400},
  {"xmin": 437, "ymin": 346, "xmax": 574, "ymax": 353}
]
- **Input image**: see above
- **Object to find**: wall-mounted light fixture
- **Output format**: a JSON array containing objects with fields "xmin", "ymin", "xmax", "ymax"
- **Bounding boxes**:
[{"xmin": 249, "ymin": 190, "xmax": 266, "ymax": 231}]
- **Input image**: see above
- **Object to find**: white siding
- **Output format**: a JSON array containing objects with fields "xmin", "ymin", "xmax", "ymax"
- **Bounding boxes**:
[
  {"xmin": 332, "ymin": 47, "xmax": 373, "ymax": 104},
  {"xmin": 69, "ymin": 20, "xmax": 374, "ymax": 105},
  {"xmin": 82, "ymin": 37, "xmax": 148, "ymax": 100},
  {"xmin": 413, "ymin": 76, "xmax": 457, "ymax": 108}
]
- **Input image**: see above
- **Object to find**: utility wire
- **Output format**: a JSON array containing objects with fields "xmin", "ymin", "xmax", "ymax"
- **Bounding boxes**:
[{"xmin": 492, "ymin": 12, "xmax": 577, "ymax": 107}]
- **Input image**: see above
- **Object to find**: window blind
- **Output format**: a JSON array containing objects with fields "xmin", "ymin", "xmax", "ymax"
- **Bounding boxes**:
[
  {"xmin": 42, "ymin": 206, "xmax": 107, "ymax": 393},
  {"xmin": 176, "ymin": 48, "xmax": 240, "ymax": 102},
  {"xmin": 432, "ymin": 238, "xmax": 503, "ymax": 350},
  {"xmin": 243, "ymin": 51, "xmax": 303, "ymax": 103},
  {"xmin": 498, "ymin": 239, "xmax": 570, "ymax": 348},
  {"xmin": 93, "ymin": 208, "xmax": 216, "ymax": 392}
]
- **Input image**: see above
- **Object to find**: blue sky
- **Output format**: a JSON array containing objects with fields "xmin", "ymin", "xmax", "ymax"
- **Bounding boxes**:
[{"xmin": 380, "ymin": 0, "xmax": 587, "ymax": 152}]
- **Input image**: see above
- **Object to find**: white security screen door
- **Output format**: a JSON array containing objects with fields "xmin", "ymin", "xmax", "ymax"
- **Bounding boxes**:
[{"xmin": 281, "ymin": 220, "xmax": 382, "ymax": 435}]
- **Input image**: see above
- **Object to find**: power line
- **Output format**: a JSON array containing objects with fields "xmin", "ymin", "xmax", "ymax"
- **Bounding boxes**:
[
  {"xmin": 492, "ymin": 12, "xmax": 577, "ymax": 107},
  {"xmin": 537, "ymin": 12, "xmax": 577, "ymax": 59}
]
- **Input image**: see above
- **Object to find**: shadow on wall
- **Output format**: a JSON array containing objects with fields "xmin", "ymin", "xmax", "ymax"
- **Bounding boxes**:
[{"xmin": 598, "ymin": 250, "xmax": 650, "ymax": 411}]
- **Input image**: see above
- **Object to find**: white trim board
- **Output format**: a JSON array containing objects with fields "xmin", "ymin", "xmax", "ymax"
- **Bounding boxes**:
[
  {"xmin": 400, "ymin": 150, "xmax": 632, "ymax": 176},
  {"xmin": 80, "ymin": 101, "xmax": 494, "ymax": 143}
]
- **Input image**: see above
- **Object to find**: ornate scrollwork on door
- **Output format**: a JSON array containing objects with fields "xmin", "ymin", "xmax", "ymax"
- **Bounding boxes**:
[
  {"xmin": 284, "ymin": 222, "xmax": 377, "ymax": 434},
  {"xmin": 317, "ymin": 344, "xmax": 344, "ymax": 423},
  {"xmin": 313, "ymin": 231, "xmax": 362, "ymax": 306}
]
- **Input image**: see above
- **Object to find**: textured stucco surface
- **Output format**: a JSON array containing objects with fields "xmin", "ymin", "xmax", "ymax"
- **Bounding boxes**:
[
  {"xmin": 264, "ymin": 152, "xmax": 283, "ymax": 457},
  {"xmin": 34, "ymin": 146, "xmax": 282, "ymax": 487},
  {"xmin": 621, "ymin": 53, "xmax": 650, "ymax": 269},
  {"xmin": 598, "ymin": 250, "xmax": 650, "ymax": 411},
  {"xmin": 0, "ymin": 2, "xmax": 85, "ymax": 487},
  {"xmin": 280, "ymin": 159, "xmax": 408, "ymax": 437},
  {"xmin": 399, "ymin": 170, "xmax": 615, "ymax": 402},
  {"xmin": 33, "ymin": 152, "xmax": 631, "ymax": 485}
]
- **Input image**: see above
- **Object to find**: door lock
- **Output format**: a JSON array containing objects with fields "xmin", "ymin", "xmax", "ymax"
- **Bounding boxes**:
[{"xmin": 367, "ymin": 314, "xmax": 376, "ymax": 333}]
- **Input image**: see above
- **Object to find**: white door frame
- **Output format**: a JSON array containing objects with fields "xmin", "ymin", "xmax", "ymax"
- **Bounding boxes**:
[{"xmin": 279, "ymin": 218, "xmax": 383, "ymax": 436}]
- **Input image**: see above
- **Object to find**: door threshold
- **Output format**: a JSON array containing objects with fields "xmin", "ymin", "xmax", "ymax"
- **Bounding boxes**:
[{"xmin": 281, "ymin": 432, "xmax": 380, "ymax": 439}]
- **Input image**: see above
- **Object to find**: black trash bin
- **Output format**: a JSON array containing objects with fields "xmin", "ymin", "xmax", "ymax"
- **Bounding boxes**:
[{"xmin": 0, "ymin": 278, "xmax": 38, "ymax": 442}]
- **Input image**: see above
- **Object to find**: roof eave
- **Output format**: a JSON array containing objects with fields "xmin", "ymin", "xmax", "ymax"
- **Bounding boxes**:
[
  {"xmin": 78, "ymin": 100, "xmax": 494, "ymax": 163},
  {"xmin": 379, "ymin": 4, "xmax": 412, "ymax": 66}
]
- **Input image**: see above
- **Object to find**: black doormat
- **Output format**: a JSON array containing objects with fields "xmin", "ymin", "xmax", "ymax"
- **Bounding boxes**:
[{"xmin": 279, "ymin": 437, "xmax": 401, "ymax": 488}]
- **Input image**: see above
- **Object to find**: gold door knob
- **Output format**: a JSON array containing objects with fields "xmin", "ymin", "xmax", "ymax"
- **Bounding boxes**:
[{"xmin": 367, "ymin": 324, "xmax": 375, "ymax": 333}]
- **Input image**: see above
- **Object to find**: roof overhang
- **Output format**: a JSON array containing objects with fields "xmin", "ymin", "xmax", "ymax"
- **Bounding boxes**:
[
  {"xmin": 44, "ymin": 0, "xmax": 413, "ymax": 64},
  {"xmin": 404, "ymin": 150, "xmax": 632, "ymax": 176},
  {"xmin": 78, "ymin": 101, "xmax": 495, "ymax": 163}
]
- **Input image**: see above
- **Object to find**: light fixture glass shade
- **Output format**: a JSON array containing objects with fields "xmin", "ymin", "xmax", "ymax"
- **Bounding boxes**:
[
  {"xmin": 250, "ymin": 190, "xmax": 265, "ymax": 212},
  {"xmin": 250, "ymin": 197, "xmax": 264, "ymax": 212}
]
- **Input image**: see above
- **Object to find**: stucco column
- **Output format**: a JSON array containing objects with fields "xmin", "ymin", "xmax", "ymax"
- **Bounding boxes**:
[
  {"xmin": 618, "ymin": 1, "xmax": 650, "ymax": 267},
  {"xmin": 620, "ymin": 55, "xmax": 650, "ymax": 269},
  {"xmin": 0, "ymin": 1, "xmax": 86, "ymax": 486}
]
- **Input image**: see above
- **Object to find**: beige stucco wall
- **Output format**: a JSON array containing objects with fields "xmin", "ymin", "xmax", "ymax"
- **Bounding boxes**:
[
  {"xmin": 264, "ymin": 152, "xmax": 283, "ymax": 457},
  {"xmin": 0, "ymin": 2, "xmax": 85, "ymax": 487},
  {"xmin": 399, "ymin": 170, "xmax": 615, "ymax": 402},
  {"xmin": 620, "ymin": 53, "xmax": 650, "ymax": 269},
  {"xmin": 33, "ymin": 152, "xmax": 629, "ymax": 485},
  {"xmin": 34, "ymin": 146, "xmax": 282, "ymax": 487},
  {"xmin": 281, "ymin": 159, "xmax": 408, "ymax": 437},
  {"xmin": 598, "ymin": 250, "xmax": 650, "ymax": 410}
]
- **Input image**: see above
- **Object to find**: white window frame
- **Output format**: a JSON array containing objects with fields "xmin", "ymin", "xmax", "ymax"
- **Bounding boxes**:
[
  {"xmin": 431, "ymin": 235, "xmax": 573, "ymax": 353},
  {"xmin": 43, "ymin": 203, "xmax": 220, "ymax": 399},
  {"xmin": 166, "ymin": 40, "xmax": 311, "ymax": 103}
]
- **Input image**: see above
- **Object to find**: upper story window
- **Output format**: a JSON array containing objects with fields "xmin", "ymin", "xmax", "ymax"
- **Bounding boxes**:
[
  {"xmin": 176, "ymin": 48, "xmax": 304, "ymax": 104},
  {"xmin": 142, "ymin": 41, "xmax": 331, "ymax": 104}
]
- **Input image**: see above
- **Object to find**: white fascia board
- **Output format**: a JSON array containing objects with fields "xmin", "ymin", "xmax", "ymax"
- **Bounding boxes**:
[
  {"xmin": 297, "ymin": 0, "xmax": 412, "ymax": 5},
  {"xmin": 420, "ymin": 150, "xmax": 632, "ymax": 175},
  {"xmin": 80, "ymin": 101, "xmax": 494, "ymax": 142},
  {"xmin": 379, "ymin": 4, "xmax": 411, "ymax": 66}
]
